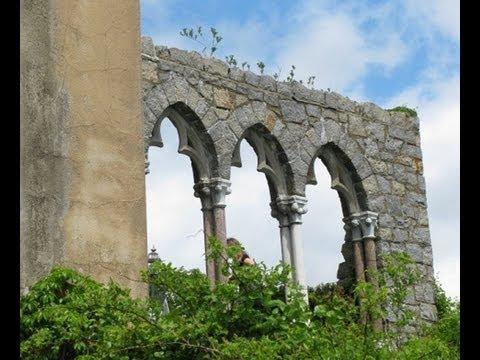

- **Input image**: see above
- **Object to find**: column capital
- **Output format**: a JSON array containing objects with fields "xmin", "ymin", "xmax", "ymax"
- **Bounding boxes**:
[
  {"xmin": 194, "ymin": 178, "xmax": 231, "ymax": 210},
  {"xmin": 344, "ymin": 211, "xmax": 379, "ymax": 241},
  {"xmin": 270, "ymin": 201, "xmax": 290, "ymax": 227},
  {"xmin": 275, "ymin": 195, "xmax": 308, "ymax": 225}
]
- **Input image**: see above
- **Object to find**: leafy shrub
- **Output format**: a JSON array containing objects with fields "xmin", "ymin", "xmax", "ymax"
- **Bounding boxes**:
[{"xmin": 20, "ymin": 238, "xmax": 459, "ymax": 359}]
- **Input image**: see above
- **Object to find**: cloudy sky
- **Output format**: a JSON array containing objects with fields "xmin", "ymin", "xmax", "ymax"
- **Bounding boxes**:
[{"xmin": 141, "ymin": 0, "xmax": 459, "ymax": 299}]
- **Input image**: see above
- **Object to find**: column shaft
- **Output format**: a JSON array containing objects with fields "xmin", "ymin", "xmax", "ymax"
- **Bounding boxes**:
[
  {"xmin": 289, "ymin": 222, "xmax": 308, "ymax": 302},
  {"xmin": 279, "ymin": 223, "xmax": 292, "ymax": 267},
  {"xmin": 194, "ymin": 178, "xmax": 231, "ymax": 284},
  {"xmin": 352, "ymin": 241, "xmax": 366, "ymax": 282},
  {"xmin": 213, "ymin": 205, "xmax": 228, "ymax": 282},
  {"xmin": 363, "ymin": 238, "xmax": 378, "ymax": 284},
  {"xmin": 202, "ymin": 208, "xmax": 216, "ymax": 282}
]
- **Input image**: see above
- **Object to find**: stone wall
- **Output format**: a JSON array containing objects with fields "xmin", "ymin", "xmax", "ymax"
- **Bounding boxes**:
[{"xmin": 140, "ymin": 36, "xmax": 437, "ymax": 324}]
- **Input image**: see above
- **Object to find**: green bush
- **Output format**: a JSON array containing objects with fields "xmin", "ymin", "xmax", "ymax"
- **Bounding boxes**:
[{"xmin": 20, "ymin": 238, "xmax": 459, "ymax": 359}]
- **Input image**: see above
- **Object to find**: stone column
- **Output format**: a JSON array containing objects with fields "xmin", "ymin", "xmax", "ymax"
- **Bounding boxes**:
[
  {"xmin": 347, "ymin": 211, "xmax": 381, "ymax": 330},
  {"xmin": 344, "ymin": 211, "xmax": 379, "ymax": 283},
  {"xmin": 194, "ymin": 181, "xmax": 216, "ymax": 282},
  {"xmin": 211, "ymin": 179, "xmax": 231, "ymax": 282},
  {"xmin": 194, "ymin": 178, "xmax": 231, "ymax": 283},
  {"xmin": 271, "ymin": 202, "xmax": 293, "ymax": 302},
  {"xmin": 358, "ymin": 211, "xmax": 379, "ymax": 285},
  {"xmin": 270, "ymin": 202, "xmax": 292, "ymax": 268},
  {"xmin": 277, "ymin": 195, "xmax": 308, "ymax": 302},
  {"xmin": 360, "ymin": 211, "xmax": 378, "ymax": 281},
  {"xmin": 343, "ymin": 217, "xmax": 366, "ymax": 283}
]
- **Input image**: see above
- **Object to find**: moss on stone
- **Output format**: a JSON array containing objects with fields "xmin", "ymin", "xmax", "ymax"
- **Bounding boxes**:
[{"xmin": 387, "ymin": 106, "xmax": 418, "ymax": 117}]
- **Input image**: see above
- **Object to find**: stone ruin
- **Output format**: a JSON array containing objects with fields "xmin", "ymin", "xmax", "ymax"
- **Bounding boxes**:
[
  {"xmin": 140, "ymin": 36, "xmax": 436, "ymax": 324},
  {"xmin": 19, "ymin": 2, "xmax": 437, "ymax": 336}
]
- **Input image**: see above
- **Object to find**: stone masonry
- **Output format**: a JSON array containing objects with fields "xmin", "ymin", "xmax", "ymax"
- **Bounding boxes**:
[{"xmin": 140, "ymin": 36, "xmax": 437, "ymax": 325}]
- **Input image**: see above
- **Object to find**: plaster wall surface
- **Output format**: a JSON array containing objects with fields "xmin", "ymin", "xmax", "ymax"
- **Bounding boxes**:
[
  {"xmin": 20, "ymin": 0, "xmax": 147, "ymax": 298},
  {"xmin": 141, "ymin": 37, "xmax": 437, "ymax": 323}
]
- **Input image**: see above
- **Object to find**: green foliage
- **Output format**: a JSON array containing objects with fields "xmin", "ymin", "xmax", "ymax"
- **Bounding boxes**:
[
  {"xmin": 21, "ymin": 239, "xmax": 459, "ymax": 359},
  {"xmin": 429, "ymin": 279, "xmax": 460, "ymax": 349},
  {"xmin": 180, "ymin": 26, "xmax": 222, "ymax": 57},
  {"xmin": 396, "ymin": 283, "xmax": 460, "ymax": 360},
  {"xmin": 225, "ymin": 55, "xmax": 237, "ymax": 67},
  {"xmin": 256, "ymin": 61, "xmax": 265, "ymax": 74},
  {"xmin": 286, "ymin": 65, "xmax": 296, "ymax": 82},
  {"xmin": 307, "ymin": 75, "xmax": 316, "ymax": 89},
  {"xmin": 178, "ymin": 26, "xmax": 321, "ymax": 88},
  {"xmin": 386, "ymin": 106, "xmax": 418, "ymax": 117}
]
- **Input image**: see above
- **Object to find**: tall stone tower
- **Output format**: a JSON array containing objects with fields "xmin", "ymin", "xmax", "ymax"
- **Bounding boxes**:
[{"xmin": 20, "ymin": 0, "xmax": 148, "ymax": 297}]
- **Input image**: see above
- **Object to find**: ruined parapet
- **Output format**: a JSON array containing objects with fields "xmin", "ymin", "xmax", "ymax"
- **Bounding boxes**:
[{"xmin": 140, "ymin": 36, "xmax": 436, "ymax": 325}]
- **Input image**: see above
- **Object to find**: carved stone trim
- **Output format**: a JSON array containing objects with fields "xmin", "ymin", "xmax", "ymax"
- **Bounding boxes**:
[
  {"xmin": 194, "ymin": 178, "xmax": 231, "ymax": 209},
  {"xmin": 275, "ymin": 195, "xmax": 308, "ymax": 225},
  {"xmin": 344, "ymin": 211, "xmax": 379, "ymax": 241}
]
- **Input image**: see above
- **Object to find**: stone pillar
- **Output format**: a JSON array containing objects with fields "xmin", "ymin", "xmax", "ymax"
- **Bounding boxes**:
[
  {"xmin": 358, "ymin": 211, "xmax": 382, "ymax": 331},
  {"xmin": 270, "ymin": 202, "xmax": 292, "ymax": 268},
  {"xmin": 194, "ymin": 178, "xmax": 231, "ymax": 283},
  {"xmin": 20, "ymin": 0, "xmax": 147, "ymax": 297},
  {"xmin": 277, "ymin": 195, "xmax": 308, "ymax": 302},
  {"xmin": 211, "ymin": 179, "xmax": 231, "ymax": 282},
  {"xmin": 358, "ymin": 212, "xmax": 379, "ymax": 284},
  {"xmin": 343, "ymin": 217, "xmax": 366, "ymax": 283},
  {"xmin": 345, "ymin": 211, "xmax": 379, "ymax": 282},
  {"xmin": 346, "ymin": 211, "xmax": 382, "ymax": 330},
  {"xmin": 194, "ymin": 182, "xmax": 216, "ymax": 282},
  {"xmin": 271, "ymin": 202, "xmax": 293, "ymax": 302}
]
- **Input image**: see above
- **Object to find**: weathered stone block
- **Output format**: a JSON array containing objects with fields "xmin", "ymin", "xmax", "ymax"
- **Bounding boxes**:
[
  {"xmin": 389, "ymin": 127, "xmax": 417, "ymax": 144},
  {"xmin": 349, "ymin": 115, "xmax": 367, "ymax": 137},
  {"xmin": 213, "ymin": 88, "xmax": 235, "ymax": 110},
  {"xmin": 141, "ymin": 36, "xmax": 156, "ymax": 57},
  {"xmin": 280, "ymin": 100, "xmax": 307, "ymax": 124},
  {"xmin": 306, "ymin": 104, "xmax": 321, "ymax": 117}
]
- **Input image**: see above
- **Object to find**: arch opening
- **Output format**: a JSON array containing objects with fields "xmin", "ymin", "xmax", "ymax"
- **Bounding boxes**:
[
  {"xmin": 227, "ymin": 124, "xmax": 294, "ymax": 268},
  {"xmin": 145, "ymin": 118, "xmax": 205, "ymax": 272},
  {"xmin": 232, "ymin": 123, "xmax": 294, "ymax": 199},
  {"xmin": 148, "ymin": 102, "xmax": 219, "ymax": 183},
  {"xmin": 145, "ymin": 102, "xmax": 223, "ymax": 277},
  {"xmin": 304, "ymin": 143, "xmax": 370, "ymax": 291}
]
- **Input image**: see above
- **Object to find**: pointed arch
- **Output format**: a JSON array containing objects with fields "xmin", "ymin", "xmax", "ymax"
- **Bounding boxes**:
[
  {"xmin": 306, "ymin": 143, "xmax": 368, "ymax": 217},
  {"xmin": 232, "ymin": 123, "xmax": 294, "ymax": 201},
  {"xmin": 148, "ymin": 102, "xmax": 219, "ymax": 183}
]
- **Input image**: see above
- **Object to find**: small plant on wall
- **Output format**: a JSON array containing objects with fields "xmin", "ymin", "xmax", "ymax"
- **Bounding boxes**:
[
  {"xmin": 179, "ymin": 26, "xmax": 319, "ymax": 89},
  {"xmin": 180, "ymin": 26, "xmax": 223, "ymax": 57}
]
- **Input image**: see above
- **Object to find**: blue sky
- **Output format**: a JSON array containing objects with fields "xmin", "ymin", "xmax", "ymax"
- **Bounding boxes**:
[{"xmin": 141, "ymin": 0, "xmax": 459, "ymax": 298}]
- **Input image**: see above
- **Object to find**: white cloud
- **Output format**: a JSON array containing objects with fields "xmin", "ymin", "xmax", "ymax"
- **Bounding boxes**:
[
  {"xmin": 404, "ymin": 0, "xmax": 460, "ymax": 41},
  {"xmin": 274, "ymin": 13, "xmax": 408, "ymax": 92}
]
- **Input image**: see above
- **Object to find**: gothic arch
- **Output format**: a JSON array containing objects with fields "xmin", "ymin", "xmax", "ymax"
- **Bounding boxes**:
[
  {"xmin": 306, "ymin": 142, "xmax": 368, "ymax": 217},
  {"xmin": 232, "ymin": 123, "xmax": 294, "ymax": 201},
  {"xmin": 147, "ymin": 102, "xmax": 219, "ymax": 183}
]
